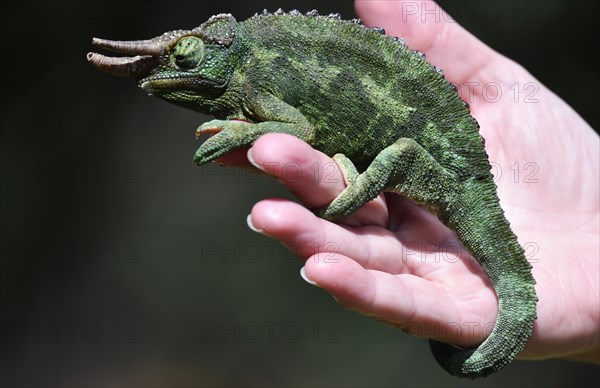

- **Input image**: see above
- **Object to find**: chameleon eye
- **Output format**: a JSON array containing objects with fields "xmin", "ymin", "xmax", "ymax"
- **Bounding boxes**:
[{"xmin": 171, "ymin": 37, "xmax": 204, "ymax": 70}]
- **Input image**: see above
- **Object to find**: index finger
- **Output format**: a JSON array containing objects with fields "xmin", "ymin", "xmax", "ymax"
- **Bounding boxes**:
[{"xmin": 248, "ymin": 133, "xmax": 389, "ymax": 227}]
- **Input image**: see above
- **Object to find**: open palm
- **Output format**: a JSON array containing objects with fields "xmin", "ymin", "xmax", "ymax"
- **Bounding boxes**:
[{"xmin": 220, "ymin": 1, "xmax": 599, "ymax": 362}]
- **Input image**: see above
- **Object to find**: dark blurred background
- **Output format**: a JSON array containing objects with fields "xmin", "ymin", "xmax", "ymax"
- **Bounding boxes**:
[{"xmin": 1, "ymin": 0, "xmax": 598, "ymax": 386}]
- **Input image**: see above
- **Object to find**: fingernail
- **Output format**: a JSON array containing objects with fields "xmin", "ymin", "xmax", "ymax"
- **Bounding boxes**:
[
  {"xmin": 300, "ymin": 266, "xmax": 319, "ymax": 286},
  {"xmin": 247, "ymin": 148, "xmax": 262, "ymax": 170},
  {"xmin": 246, "ymin": 214, "xmax": 264, "ymax": 234}
]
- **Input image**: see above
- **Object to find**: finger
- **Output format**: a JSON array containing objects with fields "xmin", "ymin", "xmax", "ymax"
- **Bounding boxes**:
[
  {"xmin": 249, "ymin": 133, "xmax": 389, "ymax": 226},
  {"xmin": 213, "ymin": 146, "xmax": 254, "ymax": 168},
  {"xmin": 250, "ymin": 199, "xmax": 447, "ymax": 277},
  {"xmin": 249, "ymin": 133, "xmax": 344, "ymax": 205},
  {"xmin": 302, "ymin": 254, "xmax": 484, "ymax": 347},
  {"xmin": 355, "ymin": 0, "xmax": 504, "ymax": 102}
]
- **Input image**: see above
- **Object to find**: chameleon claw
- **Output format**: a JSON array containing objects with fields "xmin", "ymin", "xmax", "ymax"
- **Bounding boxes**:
[
  {"xmin": 195, "ymin": 125, "xmax": 223, "ymax": 139},
  {"xmin": 193, "ymin": 140, "xmax": 221, "ymax": 165},
  {"xmin": 195, "ymin": 119, "xmax": 249, "ymax": 138}
]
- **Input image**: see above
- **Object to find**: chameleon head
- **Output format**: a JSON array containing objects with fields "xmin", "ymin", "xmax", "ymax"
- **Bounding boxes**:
[{"xmin": 87, "ymin": 14, "xmax": 238, "ymax": 112}]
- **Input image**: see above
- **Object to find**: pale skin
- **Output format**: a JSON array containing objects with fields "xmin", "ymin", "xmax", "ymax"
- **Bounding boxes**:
[{"xmin": 218, "ymin": 1, "xmax": 600, "ymax": 363}]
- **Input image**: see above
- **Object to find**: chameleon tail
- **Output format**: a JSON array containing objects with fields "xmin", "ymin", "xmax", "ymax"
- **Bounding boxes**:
[
  {"xmin": 429, "ymin": 286, "xmax": 536, "ymax": 377},
  {"xmin": 429, "ymin": 182, "xmax": 537, "ymax": 378}
]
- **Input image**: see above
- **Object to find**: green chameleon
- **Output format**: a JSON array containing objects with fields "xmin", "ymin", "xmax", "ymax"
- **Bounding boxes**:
[{"xmin": 87, "ymin": 9, "xmax": 537, "ymax": 378}]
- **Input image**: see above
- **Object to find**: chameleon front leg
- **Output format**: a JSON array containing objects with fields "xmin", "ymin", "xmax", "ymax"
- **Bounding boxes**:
[
  {"xmin": 320, "ymin": 137, "xmax": 457, "ymax": 221},
  {"xmin": 194, "ymin": 93, "xmax": 315, "ymax": 165}
]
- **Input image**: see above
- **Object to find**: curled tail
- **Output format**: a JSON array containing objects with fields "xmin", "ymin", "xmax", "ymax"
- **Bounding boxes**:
[
  {"xmin": 429, "ymin": 285, "xmax": 536, "ymax": 378},
  {"xmin": 431, "ymin": 182, "xmax": 538, "ymax": 378}
]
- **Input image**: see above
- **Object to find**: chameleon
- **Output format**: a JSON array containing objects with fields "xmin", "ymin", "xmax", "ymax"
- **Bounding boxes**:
[{"xmin": 87, "ymin": 9, "xmax": 537, "ymax": 378}]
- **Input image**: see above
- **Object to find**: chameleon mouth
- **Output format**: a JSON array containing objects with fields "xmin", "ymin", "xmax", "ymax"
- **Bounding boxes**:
[
  {"xmin": 140, "ymin": 77, "xmax": 192, "ymax": 93},
  {"xmin": 140, "ymin": 75, "xmax": 227, "ymax": 94}
]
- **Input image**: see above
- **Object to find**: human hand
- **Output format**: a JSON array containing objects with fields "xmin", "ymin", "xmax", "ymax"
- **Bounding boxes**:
[{"xmin": 226, "ymin": 0, "xmax": 599, "ymax": 363}]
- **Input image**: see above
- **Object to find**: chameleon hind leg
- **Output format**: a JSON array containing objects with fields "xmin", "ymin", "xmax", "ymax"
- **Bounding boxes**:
[{"xmin": 319, "ymin": 137, "xmax": 456, "ymax": 221}]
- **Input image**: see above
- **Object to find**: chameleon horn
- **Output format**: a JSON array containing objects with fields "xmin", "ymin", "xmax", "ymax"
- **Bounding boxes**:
[
  {"xmin": 92, "ymin": 37, "xmax": 163, "ymax": 56},
  {"xmin": 86, "ymin": 52, "xmax": 156, "ymax": 78}
]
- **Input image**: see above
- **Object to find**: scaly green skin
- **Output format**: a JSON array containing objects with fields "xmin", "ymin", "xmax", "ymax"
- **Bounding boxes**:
[{"xmin": 87, "ymin": 9, "xmax": 537, "ymax": 378}]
